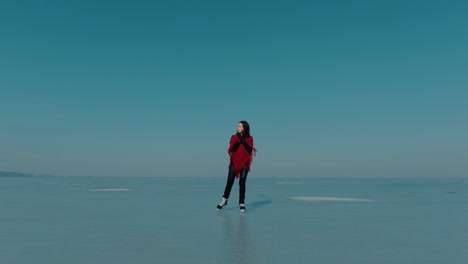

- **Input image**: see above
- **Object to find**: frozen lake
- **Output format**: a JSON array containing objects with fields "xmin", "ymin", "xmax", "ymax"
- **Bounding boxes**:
[{"xmin": 1, "ymin": 176, "xmax": 467, "ymax": 264}]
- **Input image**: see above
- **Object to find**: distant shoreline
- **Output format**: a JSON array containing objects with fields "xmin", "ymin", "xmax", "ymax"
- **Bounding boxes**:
[{"xmin": 0, "ymin": 171, "xmax": 35, "ymax": 177}]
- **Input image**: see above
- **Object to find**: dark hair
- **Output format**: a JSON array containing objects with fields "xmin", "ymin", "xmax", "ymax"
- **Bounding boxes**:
[{"xmin": 239, "ymin": 120, "xmax": 251, "ymax": 137}]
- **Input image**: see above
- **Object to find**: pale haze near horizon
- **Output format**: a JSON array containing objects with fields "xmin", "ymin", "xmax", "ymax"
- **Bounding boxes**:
[{"xmin": 1, "ymin": 1, "xmax": 467, "ymax": 178}]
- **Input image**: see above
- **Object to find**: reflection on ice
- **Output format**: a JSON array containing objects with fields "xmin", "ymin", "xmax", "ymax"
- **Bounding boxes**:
[{"xmin": 218, "ymin": 212, "xmax": 255, "ymax": 264}]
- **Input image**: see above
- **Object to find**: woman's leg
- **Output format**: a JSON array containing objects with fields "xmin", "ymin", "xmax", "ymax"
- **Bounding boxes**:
[
  {"xmin": 217, "ymin": 167, "xmax": 236, "ymax": 209},
  {"xmin": 223, "ymin": 166, "xmax": 236, "ymax": 199},
  {"xmin": 238, "ymin": 167, "xmax": 249, "ymax": 204}
]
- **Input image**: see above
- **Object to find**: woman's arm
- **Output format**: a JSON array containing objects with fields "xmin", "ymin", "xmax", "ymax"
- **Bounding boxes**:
[
  {"xmin": 229, "ymin": 135, "xmax": 241, "ymax": 152},
  {"xmin": 242, "ymin": 137, "xmax": 253, "ymax": 154}
]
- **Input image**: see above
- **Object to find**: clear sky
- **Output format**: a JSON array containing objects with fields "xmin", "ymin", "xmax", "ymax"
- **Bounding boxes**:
[{"xmin": 1, "ymin": 0, "xmax": 467, "ymax": 177}]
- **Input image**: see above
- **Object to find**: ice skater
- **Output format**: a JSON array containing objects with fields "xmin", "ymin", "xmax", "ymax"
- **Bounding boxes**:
[{"xmin": 217, "ymin": 121, "xmax": 256, "ymax": 212}]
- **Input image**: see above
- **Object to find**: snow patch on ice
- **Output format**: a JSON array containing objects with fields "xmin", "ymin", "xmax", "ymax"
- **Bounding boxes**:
[{"xmin": 290, "ymin": 196, "xmax": 380, "ymax": 202}]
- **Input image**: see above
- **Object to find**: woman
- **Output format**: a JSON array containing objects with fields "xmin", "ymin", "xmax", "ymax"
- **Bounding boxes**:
[{"xmin": 217, "ymin": 120, "xmax": 256, "ymax": 212}]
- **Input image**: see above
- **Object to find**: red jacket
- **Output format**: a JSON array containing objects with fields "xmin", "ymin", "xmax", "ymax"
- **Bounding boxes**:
[{"xmin": 228, "ymin": 134, "xmax": 255, "ymax": 177}]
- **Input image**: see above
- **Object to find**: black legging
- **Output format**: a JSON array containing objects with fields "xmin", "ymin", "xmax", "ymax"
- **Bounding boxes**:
[{"xmin": 223, "ymin": 166, "xmax": 248, "ymax": 204}]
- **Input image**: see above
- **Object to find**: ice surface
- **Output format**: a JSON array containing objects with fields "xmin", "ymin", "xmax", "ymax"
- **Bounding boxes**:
[{"xmin": 1, "ymin": 176, "xmax": 467, "ymax": 264}]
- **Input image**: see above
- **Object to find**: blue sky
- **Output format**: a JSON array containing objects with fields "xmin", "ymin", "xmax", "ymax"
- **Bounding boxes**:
[{"xmin": 1, "ymin": 0, "xmax": 467, "ymax": 177}]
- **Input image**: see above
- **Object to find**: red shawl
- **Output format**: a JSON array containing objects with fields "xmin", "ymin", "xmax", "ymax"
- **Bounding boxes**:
[{"xmin": 228, "ymin": 134, "xmax": 256, "ymax": 177}]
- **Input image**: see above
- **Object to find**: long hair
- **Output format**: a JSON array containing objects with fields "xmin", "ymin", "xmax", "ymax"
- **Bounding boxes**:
[{"xmin": 239, "ymin": 120, "xmax": 251, "ymax": 137}]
